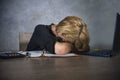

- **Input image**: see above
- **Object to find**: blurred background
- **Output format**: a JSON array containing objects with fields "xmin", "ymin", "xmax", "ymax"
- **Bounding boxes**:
[{"xmin": 0, "ymin": 0, "xmax": 120, "ymax": 51}]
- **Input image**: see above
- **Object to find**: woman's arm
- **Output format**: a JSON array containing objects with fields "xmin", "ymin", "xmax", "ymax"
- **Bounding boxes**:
[{"xmin": 54, "ymin": 42, "xmax": 72, "ymax": 55}]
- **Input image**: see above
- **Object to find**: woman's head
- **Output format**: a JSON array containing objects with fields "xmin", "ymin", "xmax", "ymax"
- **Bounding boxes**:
[{"xmin": 55, "ymin": 16, "xmax": 90, "ymax": 51}]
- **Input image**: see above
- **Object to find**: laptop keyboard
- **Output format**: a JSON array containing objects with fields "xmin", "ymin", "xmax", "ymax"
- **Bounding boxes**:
[{"xmin": 79, "ymin": 50, "xmax": 113, "ymax": 57}]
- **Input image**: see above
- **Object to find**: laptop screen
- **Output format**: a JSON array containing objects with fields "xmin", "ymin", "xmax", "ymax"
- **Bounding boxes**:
[{"xmin": 112, "ymin": 13, "xmax": 120, "ymax": 53}]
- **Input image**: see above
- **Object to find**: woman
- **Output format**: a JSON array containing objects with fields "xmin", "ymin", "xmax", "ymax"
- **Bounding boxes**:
[
  {"xmin": 53, "ymin": 16, "xmax": 90, "ymax": 53},
  {"xmin": 27, "ymin": 16, "xmax": 90, "ymax": 54}
]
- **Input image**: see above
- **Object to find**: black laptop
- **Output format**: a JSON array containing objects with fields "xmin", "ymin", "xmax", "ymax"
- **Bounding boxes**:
[{"xmin": 79, "ymin": 13, "xmax": 120, "ymax": 57}]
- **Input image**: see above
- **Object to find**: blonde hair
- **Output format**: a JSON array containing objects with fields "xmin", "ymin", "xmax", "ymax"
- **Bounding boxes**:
[{"xmin": 56, "ymin": 16, "xmax": 90, "ymax": 52}]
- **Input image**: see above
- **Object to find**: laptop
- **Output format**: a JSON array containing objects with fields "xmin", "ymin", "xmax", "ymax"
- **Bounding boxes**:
[{"xmin": 79, "ymin": 13, "xmax": 120, "ymax": 57}]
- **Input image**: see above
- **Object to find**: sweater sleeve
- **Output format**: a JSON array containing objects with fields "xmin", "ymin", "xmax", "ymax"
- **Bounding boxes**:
[
  {"xmin": 26, "ymin": 25, "xmax": 40, "ymax": 51},
  {"xmin": 45, "ymin": 38, "xmax": 56, "ymax": 54},
  {"xmin": 26, "ymin": 24, "xmax": 56, "ymax": 54}
]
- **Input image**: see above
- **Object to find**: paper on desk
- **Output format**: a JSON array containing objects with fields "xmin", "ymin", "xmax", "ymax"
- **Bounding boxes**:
[{"xmin": 20, "ymin": 51, "xmax": 78, "ymax": 57}]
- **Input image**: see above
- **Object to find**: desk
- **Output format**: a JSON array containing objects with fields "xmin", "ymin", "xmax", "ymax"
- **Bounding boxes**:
[{"xmin": 0, "ymin": 55, "xmax": 120, "ymax": 80}]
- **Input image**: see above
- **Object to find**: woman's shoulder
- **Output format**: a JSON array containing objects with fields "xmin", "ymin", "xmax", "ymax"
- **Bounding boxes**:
[
  {"xmin": 34, "ymin": 24, "xmax": 51, "ymax": 31},
  {"xmin": 35, "ymin": 24, "xmax": 47, "ymax": 29}
]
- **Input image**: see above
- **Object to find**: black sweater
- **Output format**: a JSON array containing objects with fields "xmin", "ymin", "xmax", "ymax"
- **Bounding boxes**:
[{"xmin": 26, "ymin": 24, "xmax": 56, "ymax": 54}]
